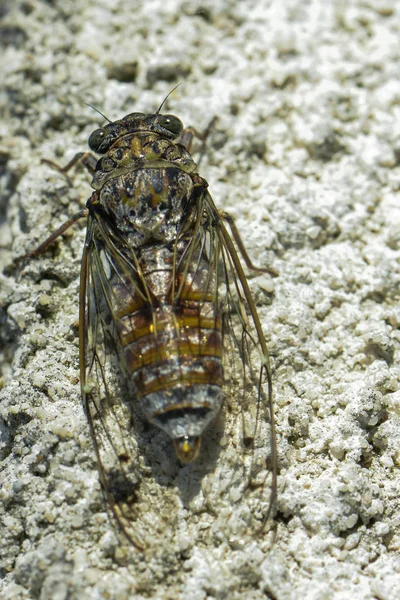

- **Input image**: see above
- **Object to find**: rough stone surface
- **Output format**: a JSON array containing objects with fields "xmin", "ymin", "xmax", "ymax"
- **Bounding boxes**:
[{"xmin": 1, "ymin": 1, "xmax": 399, "ymax": 599}]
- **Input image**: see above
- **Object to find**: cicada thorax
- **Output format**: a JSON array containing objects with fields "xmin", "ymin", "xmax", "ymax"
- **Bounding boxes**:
[{"xmin": 90, "ymin": 129, "xmax": 224, "ymax": 462}]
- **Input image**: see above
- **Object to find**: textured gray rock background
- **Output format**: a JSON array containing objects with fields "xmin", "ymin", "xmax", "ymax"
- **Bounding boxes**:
[{"xmin": 1, "ymin": 0, "xmax": 399, "ymax": 599}]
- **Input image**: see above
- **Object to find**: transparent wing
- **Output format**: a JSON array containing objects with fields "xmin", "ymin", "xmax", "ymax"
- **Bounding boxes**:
[
  {"xmin": 80, "ymin": 213, "xmax": 153, "ymax": 549},
  {"xmin": 198, "ymin": 191, "xmax": 277, "ymax": 530}
]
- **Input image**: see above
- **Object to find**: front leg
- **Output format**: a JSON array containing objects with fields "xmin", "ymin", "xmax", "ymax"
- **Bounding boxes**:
[
  {"xmin": 42, "ymin": 151, "xmax": 98, "ymax": 179},
  {"xmin": 178, "ymin": 117, "xmax": 218, "ymax": 168}
]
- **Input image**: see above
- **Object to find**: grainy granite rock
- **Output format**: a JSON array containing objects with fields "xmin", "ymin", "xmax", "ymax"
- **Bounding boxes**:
[{"xmin": 1, "ymin": 1, "xmax": 399, "ymax": 599}]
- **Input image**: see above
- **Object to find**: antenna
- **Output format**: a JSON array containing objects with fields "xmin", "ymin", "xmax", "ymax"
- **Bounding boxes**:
[
  {"xmin": 156, "ymin": 83, "xmax": 182, "ymax": 114},
  {"xmin": 84, "ymin": 102, "xmax": 112, "ymax": 123}
]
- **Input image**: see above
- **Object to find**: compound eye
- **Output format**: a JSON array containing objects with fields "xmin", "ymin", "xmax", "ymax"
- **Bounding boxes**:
[
  {"xmin": 158, "ymin": 114, "xmax": 183, "ymax": 137},
  {"xmin": 88, "ymin": 128, "xmax": 108, "ymax": 152}
]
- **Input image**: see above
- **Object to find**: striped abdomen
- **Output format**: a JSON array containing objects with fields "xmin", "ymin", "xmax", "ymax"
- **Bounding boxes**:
[{"xmin": 109, "ymin": 244, "xmax": 224, "ymax": 461}]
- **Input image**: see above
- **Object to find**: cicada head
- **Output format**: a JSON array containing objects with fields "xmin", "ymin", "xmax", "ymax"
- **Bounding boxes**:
[{"xmin": 88, "ymin": 112, "xmax": 184, "ymax": 155}]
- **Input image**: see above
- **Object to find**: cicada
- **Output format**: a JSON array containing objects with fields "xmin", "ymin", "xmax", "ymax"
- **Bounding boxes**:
[{"xmin": 22, "ymin": 100, "xmax": 277, "ymax": 548}]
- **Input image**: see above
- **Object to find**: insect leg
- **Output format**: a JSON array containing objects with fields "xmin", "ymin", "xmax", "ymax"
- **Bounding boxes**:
[
  {"xmin": 179, "ymin": 117, "xmax": 218, "ymax": 167},
  {"xmin": 42, "ymin": 152, "xmax": 98, "ymax": 178},
  {"xmin": 19, "ymin": 208, "xmax": 89, "ymax": 261},
  {"xmin": 18, "ymin": 151, "xmax": 97, "ymax": 262},
  {"xmin": 219, "ymin": 210, "xmax": 278, "ymax": 277}
]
